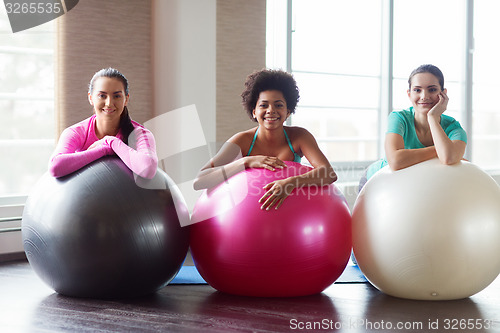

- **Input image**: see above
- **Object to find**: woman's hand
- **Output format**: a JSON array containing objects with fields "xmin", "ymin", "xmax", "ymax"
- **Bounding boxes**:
[
  {"xmin": 87, "ymin": 136, "xmax": 116, "ymax": 154},
  {"xmin": 428, "ymin": 90, "xmax": 449, "ymax": 119},
  {"xmin": 259, "ymin": 178, "xmax": 296, "ymax": 210},
  {"xmin": 245, "ymin": 155, "xmax": 287, "ymax": 171}
]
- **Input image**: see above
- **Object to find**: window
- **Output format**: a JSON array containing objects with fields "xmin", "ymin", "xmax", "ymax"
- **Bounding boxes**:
[
  {"xmin": 267, "ymin": 0, "xmax": 500, "ymax": 175},
  {"xmin": 393, "ymin": 0, "xmax": 464, "ymax": 122},
  {"xmin": 0, "ymin": 7, "xmax": 54, "ymax": 258},
  {"xmin": 0, "ymin": 9, "xmax": 55, "ymax": 198},
  {"xmin": 289, "ymin": 0, "xmax": 382, "ymax": 164},
  {"xmin": 472, "ymin": 0, "xmax": 500, "ymax": 169}
]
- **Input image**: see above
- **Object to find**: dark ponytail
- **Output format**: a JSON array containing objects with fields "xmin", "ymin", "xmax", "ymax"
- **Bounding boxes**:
[
  {"xmin": 118, "ymin": 106, "xmax": 134, "ymax": 145},
  {"xmin": 89, "ymin": 67, "xmax": 134, "ymax": 144}
]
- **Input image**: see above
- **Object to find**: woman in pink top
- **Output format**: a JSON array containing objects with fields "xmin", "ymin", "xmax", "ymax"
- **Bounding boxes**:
[{"xmin": 49, "ymin": 68, "xmax": 158, "ymax": 179}]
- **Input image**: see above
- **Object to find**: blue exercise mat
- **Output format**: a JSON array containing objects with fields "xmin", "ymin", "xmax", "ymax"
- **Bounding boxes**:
[
  {"xmin": 170, "ymin": 264, "xmax": 367, "ymax": 285},
  {"xmin": 336, "ymin": 264, "xmax": 367, "ymax": 283},
  {"xmin": 170, "ymin": 266, "xmax": 206, "ymax": 284}
]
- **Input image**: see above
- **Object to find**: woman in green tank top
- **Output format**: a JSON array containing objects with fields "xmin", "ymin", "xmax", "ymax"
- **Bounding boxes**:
[
  {"xmin": 194, "ymin": 69, "xmax": 336, "ymax": 210},
  {"xmin": 361, "ymin": 64, "xmax": 467, "ymax": 189}
]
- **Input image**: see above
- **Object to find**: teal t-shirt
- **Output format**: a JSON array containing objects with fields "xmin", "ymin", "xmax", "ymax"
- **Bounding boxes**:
[{"xmin": 366, "ymin": 107, "xmax": 467, "ymax": 179}]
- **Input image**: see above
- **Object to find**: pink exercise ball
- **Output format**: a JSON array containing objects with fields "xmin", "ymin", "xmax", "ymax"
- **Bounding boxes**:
[{"xmin": 190, "ymin": 161, "xmax": 352, "ymax": 297}]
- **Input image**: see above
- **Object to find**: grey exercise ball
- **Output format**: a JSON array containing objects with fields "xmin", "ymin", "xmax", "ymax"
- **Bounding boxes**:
[{"xmin": 22, "ymin": 157, "xmax": 190, "ymax": 298}]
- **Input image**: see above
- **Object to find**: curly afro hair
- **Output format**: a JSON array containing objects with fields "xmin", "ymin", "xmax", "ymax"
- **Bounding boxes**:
[{"xmin": 241, "ymin": 69, "xmax": 300, "ymax": 122}]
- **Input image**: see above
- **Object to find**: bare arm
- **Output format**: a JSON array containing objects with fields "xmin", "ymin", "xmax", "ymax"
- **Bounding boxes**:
[
  {"xmin": 260, "ymin": 128, "xmax": 336, "ymax": 210},
  {"xmin": 427, "ymin": 91, "xmax": 466, "ymax": 165},
  {"xmin": 385, "ymin": 133, "xmax": 438, "ymax": 171},
  {"xmin": 193, "ymin": 133, "xmax": 287, "ymax": 190},
  {"xmin": 193, "ymin": 141, "xmax": 246, "ymax": 190},
  {"xmin": 282, "ymin": 128, "xmax": 337, "ymax": 187}
]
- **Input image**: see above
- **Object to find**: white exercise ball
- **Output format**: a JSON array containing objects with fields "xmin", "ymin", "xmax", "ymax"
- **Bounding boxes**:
[{"xmin": 353, "ymin": 158, "xmax": 500, "ymax": 300}]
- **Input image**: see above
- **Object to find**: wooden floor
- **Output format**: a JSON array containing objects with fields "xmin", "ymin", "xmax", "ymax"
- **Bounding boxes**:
[{"xmin": 1, "ymin": 260, "xmax": 499, "ymax": 332}]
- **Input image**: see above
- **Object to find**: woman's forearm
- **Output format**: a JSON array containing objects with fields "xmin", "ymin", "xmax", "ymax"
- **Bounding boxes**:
[
  {"xmin": 193, "ymin": 157, "xmax": 248, "ymax": 190},
  {"xmin": 110, "ymin": 137, "xmax": 158, "ymax": 179},
  {"xmin": 386, "ymin": 146, "xmax": 437, "ymax": 171},
  {"xmin": 428, "ymin": 115, "xmax": 464, "ymax": 165},
  {"xmin": 49, "ymin": 146, "xmax": 110, "ymax": 178},
  {"xmin": 288, "ymin": 164, "xmax": 337, "ymax": 188}
]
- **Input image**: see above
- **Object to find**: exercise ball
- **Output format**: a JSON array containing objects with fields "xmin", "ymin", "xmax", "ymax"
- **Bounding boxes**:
[
  {"xmin": 353, "ymin": 158, "xmax": 500, "ymax": 300},
  {"xmin": 22, "ymin": 157, "xmax": 190, "ymax": 298},
  {"xmin": 190, "ymin": 161, "xmax": 352, "ymax": 297}
]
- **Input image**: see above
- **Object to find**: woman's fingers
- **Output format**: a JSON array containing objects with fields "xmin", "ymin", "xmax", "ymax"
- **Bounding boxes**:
[
  {"xmin": 274, "ymin": 198, "xmax": 285, "ymax": 210},
  {"xmin": 248, "ymin": 156, "xmax": 286, "ymax": 171},
  {"xmin": 260, "ymin": 193, "xmax": 280, "ymax": 210},
  {"xmin": 262, "ymin": 157, "xmax": 286, "ymax": 170},
  {"xmin": 259, "ymin": 180, "xmax": 293, "ymax": 210},
  {"xmin": 259, "ymin": 183, "xmax": 277, "ymax": 203},
  {"xmin": 429, "ymin": 92, "xmax": 448, "ymax": 118}
]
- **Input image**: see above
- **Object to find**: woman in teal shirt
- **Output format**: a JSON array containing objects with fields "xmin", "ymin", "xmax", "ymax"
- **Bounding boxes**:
[{"xmin": 363, "ymin": 64, "xmax": 467, "ymax": 187}]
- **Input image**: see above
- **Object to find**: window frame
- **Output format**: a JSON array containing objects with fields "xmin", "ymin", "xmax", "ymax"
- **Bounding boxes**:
[
  {"xmin": 0, "ymin": 12, "xmax": 55, "ymax": 256},
  {"xmin": 267, "ymin": 0, "xmax": 482, "ymax": 180}
]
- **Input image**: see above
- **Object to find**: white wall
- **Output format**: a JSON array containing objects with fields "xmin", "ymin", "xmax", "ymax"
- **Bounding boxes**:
[{"xmin": 152, "ymin": 0, "xmax": 216, "ymax": 210}]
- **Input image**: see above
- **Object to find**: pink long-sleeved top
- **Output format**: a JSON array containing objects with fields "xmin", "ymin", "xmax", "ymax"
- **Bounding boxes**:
[{"xmin": 49, "ymin": 115, "xmax": 158, "ymax": 179}]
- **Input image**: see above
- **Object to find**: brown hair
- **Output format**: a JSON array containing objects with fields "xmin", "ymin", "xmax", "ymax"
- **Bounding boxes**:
[
  {"xmin": 89, "ymin": 68, "xmax": 134, "ymax": 144},
  {"xmin": 408, "ymin": 64, "xmax": 445, "ymax": 91}
]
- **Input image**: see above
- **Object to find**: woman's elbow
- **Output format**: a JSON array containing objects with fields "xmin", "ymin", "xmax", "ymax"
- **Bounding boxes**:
[
  {"xmin": 192, "ymin": 168, "xmax": 214, "ymax": 190},
  {"xmin": 438, "ymin": 142, "xmax": 466, "ymax": 166},
  {"xmin": 320, "ymin": 165, "xmax": 336, "ymax": 184},
  {"xmin": 137, "ymin": 157, "xmax": 158, "ymax": 179},
  {"xmin": 48, "ymin": 159, "xmax": 65, "ymax": 178},
  {"xmin": 388, "ymin": 163, "xmax": 404, "ymax": 171},
  {"xmin": 328, "ymin": 168, "xmax": 337, "ymax": 184},
  {"xmin": 141, "ymin": 167, "xmax": 157, "ymax": 179},
  {"xmin": 193, "ymin": 170, "xmax": 212, "ymax": 190},
  {"xmin": 193, "ymin": 177, "xmax": 204, "ymax": 191},
  {"xmin": 48, "ymin": 165, "xmax": 59, "ymax": 178},
  {"xmin": 386, "ymin": 156, "xmax": 406, "ymax": 171},
  {"xmin": 439, "ymin": 155, "xmax": 462, "ymax": 166}
]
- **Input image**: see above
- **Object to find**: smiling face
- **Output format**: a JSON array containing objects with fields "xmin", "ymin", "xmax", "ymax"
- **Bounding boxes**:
[
  {"xmin": 88, "ymin": 77, "xmax": 129, "ymax": 124},
  {"xmin": 252, "ymin": 90, "xmax": 290, "ymax": 129},
  {"xmin": 407, "ymin": 72, "xmax": 443, "ymax": 114}
]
